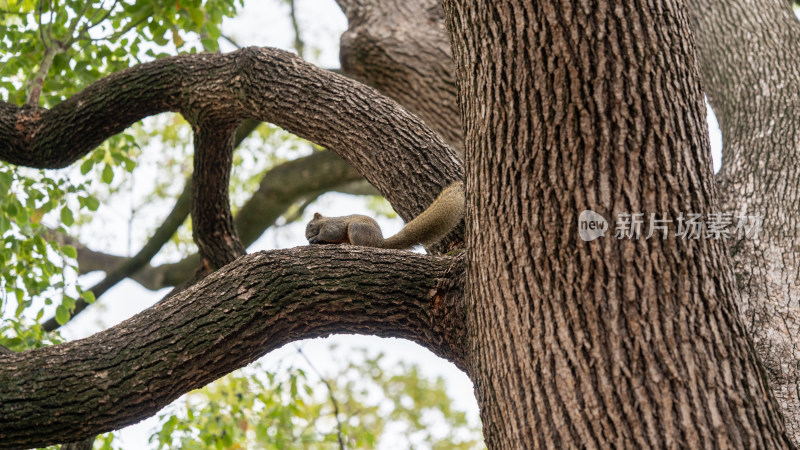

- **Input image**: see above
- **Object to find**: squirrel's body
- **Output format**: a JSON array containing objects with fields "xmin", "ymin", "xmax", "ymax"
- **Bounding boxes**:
[{"xmin": 305, "ymin": 182, "xmax": 464, "ymax": 249}]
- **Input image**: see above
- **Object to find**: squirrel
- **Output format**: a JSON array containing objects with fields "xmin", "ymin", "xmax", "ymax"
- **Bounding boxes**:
[{"xmin": 305, "ymin": 181, "xmax": 465, "ymax": 249}]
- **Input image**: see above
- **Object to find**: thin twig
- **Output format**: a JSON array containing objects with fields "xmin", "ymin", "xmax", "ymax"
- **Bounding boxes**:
[
  {"xmin": 66, "ymin": 0, "xmax": 93, "ymax": 38},
  {"xmin": 28, "ymin": 0, "xmax": 90, "ymax": 105},
  {"xmin": 295, "ymin": 345, "xmax": 346, "ymax": 450},
  {"xmin": 91, "ymin": 14, "xmax": 148, "ymax": 43},
  {"xmin": 76, "ymin": 0, "xmax": 120, "ymax": 42},
  {"xmin": 221, "ymin": 34, "xmax": 242, "ymax": 49},
  {"xmin": 36, "ymin": 0, "xmax": 48, "ymax": 47},
  {"xmin": 287, "ymin": 0, "xmax": 305, "ymax": 57},
  {"xmin": 88, "ymin": 0, "xmax": 118, "ymax": 28},
  {"xmin": 27, "ymin": 45, "xmax": 58, "ymax": 106}
]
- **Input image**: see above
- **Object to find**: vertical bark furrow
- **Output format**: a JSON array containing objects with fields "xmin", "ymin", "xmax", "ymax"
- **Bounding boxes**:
[{"xmin": 444, "ymin": 0, "xmax": 792, "ymax": 447}]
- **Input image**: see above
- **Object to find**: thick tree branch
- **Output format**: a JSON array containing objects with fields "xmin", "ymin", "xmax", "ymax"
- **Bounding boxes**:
[
  {"xmin": 685, "ymin": 0, "xmax": 800, "ymax": 437},
  {"xmin": 191, "ymin": 118, "xmax": 245, "ymax": 268},
  {"xmin": 335, "ymin": 0, "xmax": 463, "ymax": 153},
  {"xmin": 0, "ymin": 47, "xmax": 463, "ymax": 229},
  {"xmin": 42, "ymin": 120, "xmax": 264, "ymax": 330},
  {"xmin": 60, "ymin": 436, "xmax": 95, "ymax": 450},
  {"xmin": 0, "ymin": 247, "xmax": 466, "ymax": 448}
]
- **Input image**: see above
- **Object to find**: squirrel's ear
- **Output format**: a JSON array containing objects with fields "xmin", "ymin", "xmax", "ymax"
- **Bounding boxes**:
[{"xmin": 313, "ymin": 212, "xmax": 322, "ymax": 220}]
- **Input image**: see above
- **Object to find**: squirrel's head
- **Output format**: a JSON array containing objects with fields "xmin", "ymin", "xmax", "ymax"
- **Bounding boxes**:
[{"xmin": 305, "ymin": 213, "xmax": 325, "ymax": 241}]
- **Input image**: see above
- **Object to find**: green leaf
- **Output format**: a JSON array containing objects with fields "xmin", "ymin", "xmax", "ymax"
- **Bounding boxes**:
[
  {"xmin": 33, "ymin": 234, "xmax": 47, "ymax": 254},
  {"xmin": 62, "ymin": 245, "xmax": 77, "ymax": 259},
  {"xmin": 102, "ymin": 164, "xmax": 114, "ymax": 184},
  {"xmin": 189, "ymin": 7, "xmax": 204, "ymax": 26},
  {"xmin": 80, "ymin": 158, "xmax": 94, "ymax": 175},
  {"xmin": 81, "ymin": 290, "xmax": 96, "ymax": 304},
  {"xmin": 84, "ymin": 195, "xmax": 100, "ymax": 211},
  {"xmin": 60, "ymin": 207, "xmax": 74, "ymax": 226},
  {"xmin": 6, "ymin": 199, "xmax": 17, "ymax": 216},
  {"xmin": 201, "ymin": 38, "xmax": 218, "ymax": 52},
  {"xmin": 0, "ymin": 171, "xmax": 12, "ymax": 192},
  {"xmin": 63, "ymin": 295, "xmax": 76, "ymax": 310},
  {"xmin": 55, "ymin": 305, "xmax": 70, "ymax": 325}
]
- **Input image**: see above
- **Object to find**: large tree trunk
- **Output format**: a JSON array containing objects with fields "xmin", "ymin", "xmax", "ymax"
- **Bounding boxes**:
[
  {"xmin": 334, "ymin": 2, "xmax": 800, "ymax": 438},
  {"xmin": 685, "ymin": 0, "xmax": 800, "ymax": 438},
  {"xmin": 443, "ymin": 0, "xmax": 792, "ymax": 447}
]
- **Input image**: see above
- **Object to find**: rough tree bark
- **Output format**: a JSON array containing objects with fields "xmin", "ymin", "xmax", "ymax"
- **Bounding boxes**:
[
  {"xmin": 190, "ymin": 118, "xmax": 246, "ymax": 268},
  {"xmin": 684, "ymin": 0, "xmax": 800, "ymax": 438},
  {"xmin": 335, "ymin": 0, "xmax": 462, "ymax": 153},
  {"xmin": 0, "ymin": 248, "xmax": 465, "ymax": 447},
  {"xmin": 443, "ymin": 0, "xmax": 791, "ymax": 447},
  {"xmin": 336, "ymin": 0, "xmax": 800, "ymax": 442},
  {"xmin": 0, "ymin": 45, "xmax": 465, "ymax": 447},
  {"xmin": 0, "ymin": 48, "xmax": 463, "ymax": 219},
  {"xmin": 1, "ymin": 0, "xmax": 795, "ymax": 448}
]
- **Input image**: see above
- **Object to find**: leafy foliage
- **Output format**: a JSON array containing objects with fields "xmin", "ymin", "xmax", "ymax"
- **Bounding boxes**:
[
  {"xmin": 0, "ymin": 0, "xmax": 243, "ymax": 106},
  {"xmin": 151, "ymin": 347, "xmax": 484, "ymax": 450},
  {"xmin": 0, "ymin": 166, "xmax": 96, "ymax": 344},
  {"xmin": 0, "ymin": 0, "xmax": 243, "ymax": 339}
]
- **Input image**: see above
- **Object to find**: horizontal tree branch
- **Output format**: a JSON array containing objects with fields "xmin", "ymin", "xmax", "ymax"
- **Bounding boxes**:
[{"xmin": 0, "ymin": 247, "xmax": 466, "ymax": 448}]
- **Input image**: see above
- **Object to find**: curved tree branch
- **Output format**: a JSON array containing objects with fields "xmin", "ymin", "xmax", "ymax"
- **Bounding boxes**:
[
  {"xmin": 41, "ymin": 119, "xmax": 264, "ymax": 330},
  {"xmin": 0, "ymin": 47, "xmax": 463, "ymax": 229},
  {"xmin": 0, "ymin": 247, "xmax": 466, "ymax": 448}
]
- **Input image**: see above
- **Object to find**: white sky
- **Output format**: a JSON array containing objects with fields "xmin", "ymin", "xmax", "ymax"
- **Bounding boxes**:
[{"xmin": 6, "ymin": 0, "xmax": 725, "ymax": 446}]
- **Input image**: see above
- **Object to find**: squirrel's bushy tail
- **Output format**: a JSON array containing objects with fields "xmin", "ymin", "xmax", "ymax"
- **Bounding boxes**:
[{"xmin": 381, "ymin": 181, "xmax": 465, "ymax": 249}]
